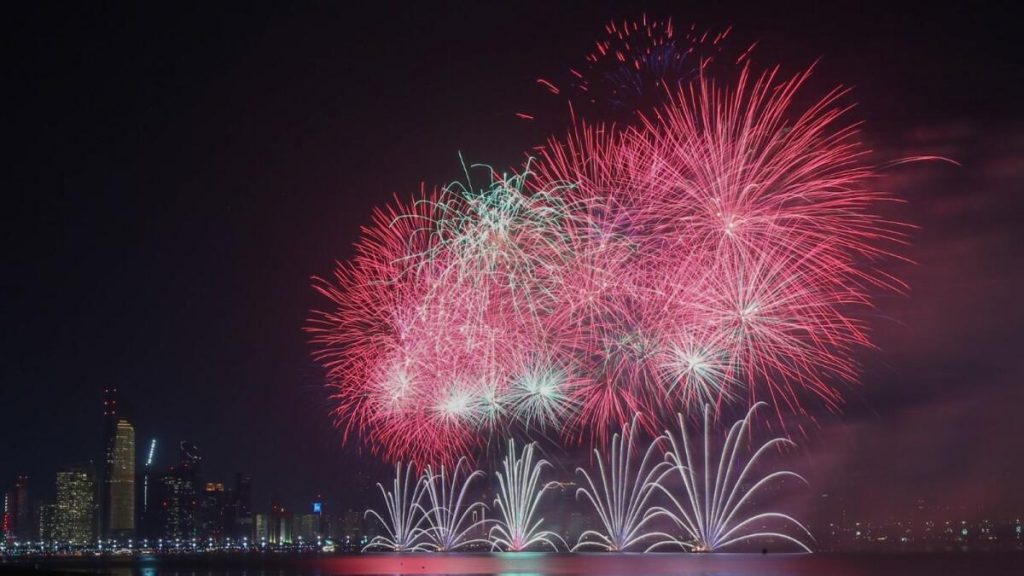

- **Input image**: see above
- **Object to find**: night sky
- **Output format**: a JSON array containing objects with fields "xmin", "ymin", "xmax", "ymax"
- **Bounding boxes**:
[{"xmin": 3, "ymin": 1, "xmax": 1021, "ymax": 521}]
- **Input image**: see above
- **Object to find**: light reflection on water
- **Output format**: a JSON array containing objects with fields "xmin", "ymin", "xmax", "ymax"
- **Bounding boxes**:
[{"xmin": 8, "ymin": 552, "xmax": 1024, "ymax": 576}]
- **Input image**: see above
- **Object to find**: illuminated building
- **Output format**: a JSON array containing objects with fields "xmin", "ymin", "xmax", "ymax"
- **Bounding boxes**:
[
  {"xmin": 14, "ymin": 475, "xmax": 29, "ymax": 541},
  {"xmin": 109, "ymin": 420, "xmax": 136, "ymax": 538},
  {"xmin": 228, "ymin": 473, "xmax": 253, "ymax": 539},
  {"xmin": 101, "ymin": 389, "xmax": 136, "ymax": 539},
  {"xmin": 341, "ymin": 508, "xmax": 363, "ymax": 543},
  {"xmin": 198, "ymin": 482, "xmax": 228, "ymax": 541},
  {"xmin": 54, "ymin": 465, "xmax": 97, "ymax": 544},
  {"xmin": 269, "ymin": 497, "xmax": 293, "ymax": 544},
  {"xmin": 295, "ymin": 513, "xmax": 319, "ymax": 541},
  {"xmin": 154, "ymin": 442, "xmax": 204, "ymax": 540},
  {"xmin": 273, "ymin": 514, "xmax": 293, "ymax": 545},
  {"xmin": 38, "ymin": 503, "xmax": 55, "ymax": 541},
  {"xmin": 3, "ymin": 475, "xmax": 30, "ymax": 542},
  {"xmin": 100, "ymin": 388, "xmax": 117, "ymax": 538},
  {"xmin": 2, "ymin": 476, "xmax": 28, "ymax": 543},
  {"xmin": 156, "ymin": 471, "xmax": 196, "ymax": 540},
  {"xmin": 2, "ymin": 491, "xmax": 10, "ymax": 542},
  {"xmin": 254, "ymin": 513, "xmax": 268, "ymax": 542}
]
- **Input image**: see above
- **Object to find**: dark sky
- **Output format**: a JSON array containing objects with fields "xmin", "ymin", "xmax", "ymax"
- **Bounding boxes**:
[{"xmin": 3, "ymin": 1, "xmax": 1021, "ymax": 520}]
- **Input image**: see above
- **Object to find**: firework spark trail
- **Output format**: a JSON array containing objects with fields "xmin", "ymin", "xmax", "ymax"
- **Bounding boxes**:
[
  {"xmin": 489, "ymin": 440, "xmax": 564, "ymax": 551},
  {"xmin": 573, "ymin": 417, "xmax": 675, "ymax": 551},
  {"xmin": 649, "ymin": 403, "xmax": 813, "ymax": 552},
  {"xmin": 363, "ymin": 462, "xmax": 431, "ymax": 552},
  {"xmin": 419, "ymin": 457, "xmax": 490, "ymax": 551}
]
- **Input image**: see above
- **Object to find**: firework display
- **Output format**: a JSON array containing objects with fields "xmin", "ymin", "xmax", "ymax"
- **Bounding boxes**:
[
  {"xmin": 649, "ymin": 403, "xmax": 813, "ymax": 552},
  {"xmin": 362, "ymin": 410, "xmax": 810, "ymax": 552},
  {"xmin": 363, "ymin": 462, "xmax": 430, "ymax": 552},
  {"xmin": 420, "ymin": 457, "xmax": 490, "ymax": 551},
  {"xmin": 489, "ymin": 440, "xmax": 564, "ymax": 551},
  {"xmin": 308, "ymin": 21, "xmax": 905, "ymax": 463},
  {"xmin": 525, "ymin": 17, "xmax": 757, "ymax": 122},
  {"xmin": 573, "ymin": 417, "xmax": 674, "ymax": 551}
]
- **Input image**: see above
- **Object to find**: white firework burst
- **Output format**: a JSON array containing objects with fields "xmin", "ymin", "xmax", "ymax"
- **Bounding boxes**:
[
  {"xmin": 659, "ymin": 330, "xmax": 737, "ymax": 409},
  {"xmin": 573, "ymin": 417, "xmax": 675, "ymax": 551},
  {"xmin": 505, "ymin": 362, "xmax": 579, "ymax": 430},
  {"xmin": 419, "ymin": 457, "xmax": 490, "ymax": 551},
  {"xmin": 363, "ymin": 462, "xmax": 430, "ymax": 552},
  {"xmin": 650, "ymin": 403, "xmax": 813, "ymax": 552},
  {"xmin": 489, "ymin": 440, "xmax": 565, "ymax": 551}
]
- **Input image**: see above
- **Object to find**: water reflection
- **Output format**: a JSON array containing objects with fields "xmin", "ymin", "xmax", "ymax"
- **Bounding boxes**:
[{"xmin": 7, "ymin": 552, "xmax": 1023, "ymax": 576}]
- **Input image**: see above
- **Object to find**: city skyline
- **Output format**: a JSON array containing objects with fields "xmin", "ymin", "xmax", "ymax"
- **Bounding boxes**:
[
  {"xmin": 3, "ymin": 387, "xmax": 1020, "ymax": 551},
  {"xmin": 3, "ymin": 388, "xmax": 377, "ymax": 549}
]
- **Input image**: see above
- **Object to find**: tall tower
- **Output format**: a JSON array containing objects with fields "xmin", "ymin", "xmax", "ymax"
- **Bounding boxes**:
[
  {"xmin": 230, "ymin": 473, "xmax": 252, "ymax": 539},
  {"xmin": 14, "ymin": 475, "xmax": 28, "ymax": 540},
  {"xmin": 109, "ymin": 420, "xmax": 136, "ymax": 538},
  {"xmin": 101, "ymin": 389, "xmax": 136, "ymax": 540},
  {"xmin": 100, "ymin": 388, "xmax": 118, "ymax": 539}
]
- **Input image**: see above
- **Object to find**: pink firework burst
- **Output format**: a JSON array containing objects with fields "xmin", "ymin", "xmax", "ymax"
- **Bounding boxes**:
[
  {"xmin": 310, "ymin": 61, "xmax": 912, "ymax": 462},
  {"xmin": 307, "ymin": 189, "xmax": 481, "ymax": 464},
  {"xmin": 531, "ymin": 65, "xmax": 908, "ymax": 439}
]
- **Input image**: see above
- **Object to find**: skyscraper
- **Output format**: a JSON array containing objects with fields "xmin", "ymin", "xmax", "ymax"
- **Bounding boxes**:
[
  {"xmin": 108, "ymin": 419, "xmax": 136, "ymax": 538},
  {"xmin": 156, "ymin": 471, "xmax": 196, "ymax": 540},
  {"xmin": 198, "ymin": 482, "xmax": 227, "ymax": 541},
  {"xmin": 228, "ymin": 473, "xmax": 252, "ymax": 540},
  {"xmin": 101, "ymin": 388, "xmax": 136, "ymax": 539},
  {"xmin": 54, "ymin": 465, "xmax": 96, "ymax": 544},
  {"xmin": 269, "ymin": 496, "xmax": 292, "ymax": 544},
  {"xmin": 253, "ymin": 513, "xmax": 268, "ymax": 542},
  {"xmin": 295, "ymin": 513, "xmax": 319, "ymax": 541},
  {"xmin": 14, "ymin": 475, "xmax": 28, "ymax": 541},
  {"xmin": 100, "ymin": 388, "xmax": 117, "ymax": 538},
  {"xmin": 155, "ymin": 442, "xmax": 201, "ymax": 540},
  {"xmin": 341, "ymin": 508, "xmax": 363, "ymax": 544},
  {"xmin": 3, "ymin": 475, "xmax": 30, "ymax": 542},
  {"xmin": 38, "ymin": 503, "xmax": 56, "ymax": 542}
]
